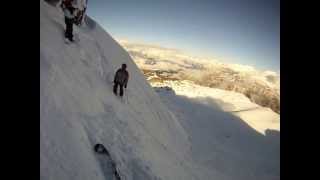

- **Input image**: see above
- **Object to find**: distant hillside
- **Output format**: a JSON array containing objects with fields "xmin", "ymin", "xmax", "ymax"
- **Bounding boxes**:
[{"xmin": 119, "ymin": 40, "xmax": 280, "ymax": 114}]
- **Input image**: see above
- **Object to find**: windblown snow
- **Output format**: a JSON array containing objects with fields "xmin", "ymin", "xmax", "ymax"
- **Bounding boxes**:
[{"xmin": 40, "ymin": 1, "xmax": 279, "ymax": 180}]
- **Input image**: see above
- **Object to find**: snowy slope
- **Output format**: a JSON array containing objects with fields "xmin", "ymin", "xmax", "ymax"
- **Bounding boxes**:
[
  {"xmin": 153, "ymin": 81, "xmax": 280, "ymax": 180},
  {"xmin": 40, "ymin": 1, "xmax": 279, "ymax": 180},
  {"xmin": 40, "ymin": 1, "xmax": 194, "ymax": 180},
  {"xmin": 152, "ymin": 80, "xmax": 280, "ymax": 134}
]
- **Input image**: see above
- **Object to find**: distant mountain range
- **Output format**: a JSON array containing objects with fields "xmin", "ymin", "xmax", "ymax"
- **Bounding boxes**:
[{"xmin": 118, "ymin": 40, "xmax": 280, "ymax": 114}]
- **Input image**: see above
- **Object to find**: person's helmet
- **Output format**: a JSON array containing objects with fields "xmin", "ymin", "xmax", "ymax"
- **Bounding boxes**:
[{"xmin": 122, "ymin": 64, "xmax": 127, "ymax": 69}]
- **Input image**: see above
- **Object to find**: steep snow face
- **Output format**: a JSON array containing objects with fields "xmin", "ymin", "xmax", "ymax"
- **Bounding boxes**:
[
  {"xmin": 151, "ymin": 80, "xmax": 280, "ymax": 135},
  {"xmin": 152, "ymin": 81, "xmax": 280, "ymax": 180},
  {"xmin": 40, "ymin": 1, "xmax": 192, "ymax": 180}
]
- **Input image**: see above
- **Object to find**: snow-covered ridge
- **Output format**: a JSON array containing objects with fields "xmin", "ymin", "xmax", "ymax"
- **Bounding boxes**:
[{"xmin": 40, "ymin": 1, "xmax": 193, "ymax": 179}]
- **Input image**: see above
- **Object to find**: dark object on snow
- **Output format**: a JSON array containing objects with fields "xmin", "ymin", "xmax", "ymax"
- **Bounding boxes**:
[
  {"xmin": 94, "ymin": 144, "xmax": 121, "ymax": 180},
  {"xmin": 113, "ymin": 64, "xmax": 129, "ymax": 97},
  {"xmin": 94, "ymin": 143, "xmax": 109, "ymax": 155}
]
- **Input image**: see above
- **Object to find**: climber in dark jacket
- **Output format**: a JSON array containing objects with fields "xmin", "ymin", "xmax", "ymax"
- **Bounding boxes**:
[
  {"xmin": 113, "ymin": 64, "xmax": 129, "ymax": 97},
  {"xmin": 61, "ymin": 0, "xmax": 77, "ymax": 42}
]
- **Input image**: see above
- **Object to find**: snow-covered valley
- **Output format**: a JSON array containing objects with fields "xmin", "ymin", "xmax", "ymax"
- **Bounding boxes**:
[{"xmin": 119, "ymin": 40, "xmax": 280, "ymax": 114}]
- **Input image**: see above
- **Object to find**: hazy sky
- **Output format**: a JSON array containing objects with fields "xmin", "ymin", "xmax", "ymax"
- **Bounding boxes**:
[{"xmin": 87, "ymin": 0, "xmax": 279, "ymax": 71}]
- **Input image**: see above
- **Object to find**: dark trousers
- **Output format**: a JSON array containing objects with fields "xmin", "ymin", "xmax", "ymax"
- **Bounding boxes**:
[
  {"xmin": 113, "ymin": 83, "xmax": 124, "ymax": 96},
  {"xmin": 65, "ymin": 17, "xmax": 74, "ymax": 41}
]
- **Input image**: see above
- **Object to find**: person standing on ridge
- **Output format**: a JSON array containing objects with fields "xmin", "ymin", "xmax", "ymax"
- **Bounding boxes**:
[
  {"xmin": 61, "ymin": 0, "xmax": 77, "ymax": 42},
  {"xmin": 113, "ymin": 64, "xmax": 129, "ymax": 97}
]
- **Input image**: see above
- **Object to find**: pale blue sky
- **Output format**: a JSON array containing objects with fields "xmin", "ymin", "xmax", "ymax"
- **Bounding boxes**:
[{"xmin": 87, "ymin": 0, "xmax": 279, "ymax": 71}]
